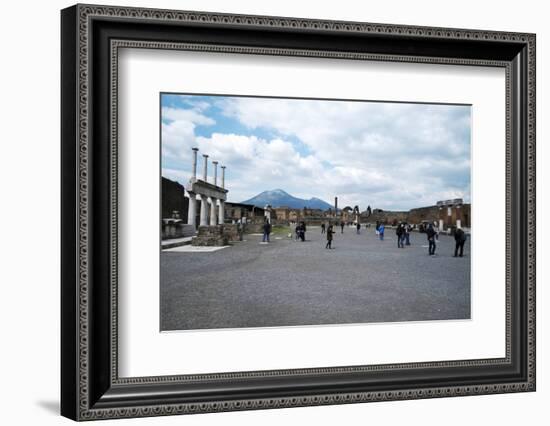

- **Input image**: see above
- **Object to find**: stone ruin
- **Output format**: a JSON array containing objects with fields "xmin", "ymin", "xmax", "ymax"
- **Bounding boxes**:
[{"xmin": 183, "ymin": 148, "xmax": 231, "ymax": 246}]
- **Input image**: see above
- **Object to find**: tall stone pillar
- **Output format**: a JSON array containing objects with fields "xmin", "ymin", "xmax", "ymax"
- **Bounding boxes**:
[
  {"xmin": 187, "ymin": 192, "xmax": 197, "ymax": 227},
  {"xmin": 209, "ymin": 197, "xmax": 217, "ymax": 226},
  {"xmin": 221, "ymin": 166, "xmax": 226, "ymax": 189},
  {"xmin": 212, "ymin": 161, "xmax": 218, "ymax": 186},
  {"xmin": 218, "ymin": 200, "xmax": 224, "ymax": 225},
  {"xmin": 202, "ymin": 154, "xmax": 209, "ymax": 182},
  {"xmin": 199, "ymin": 194, "xmax": 209, "ymax": 226},
  {"xmin": 191, "ymin": 147, "xmax": 199, "ymax": 179}
]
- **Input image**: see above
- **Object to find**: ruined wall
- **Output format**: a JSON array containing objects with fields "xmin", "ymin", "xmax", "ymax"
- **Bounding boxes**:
[
  {"xmin": 408, "ymin": 206, "xmax": 439, "ymax": 224},
  {"xmin": 367, "ymin": 210, "xmax": 408, "ymax": 225},
  {"xmin": 162, "ymin": 177, "xmax": 189, "ymax": 219}
]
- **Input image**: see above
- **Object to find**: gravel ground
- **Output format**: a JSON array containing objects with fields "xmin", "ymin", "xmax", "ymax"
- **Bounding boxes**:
[{"xmin": 160, "ymin": 226, "xmax": 470, "ymax": 331}]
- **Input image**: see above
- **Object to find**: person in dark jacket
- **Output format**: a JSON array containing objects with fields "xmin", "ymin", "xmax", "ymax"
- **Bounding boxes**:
[
  {"xmin": 340, "ymin": 221, "xmax": 345, "ymax": 233},
  {"xmin": 321, "ymin": 223, "xmax": 326, "ymax": 234},
  {"xmin": 396, "ymin": 223, "xmax": 405, "ymax": 248},
  {"xmin": 454, "ymin": 227, "xmax": 467, "ymax": 257},
  {"xmin": 299, "ymin": 221, "xmax": 307, "ymax": 241},
  {"xmin": 262, "ymin": 221, "xmax": 272, "ymax": 243},
  {"xmin": 426, "ymin": 223, "xmax": 437, "ymax": 255},
  {"xmin": 356, "ymin": 222, "xmax": 361, "ymax": 234},
  {"xmin": 326, "ymin": 224, "xmax": 335, "ymax": 249}
]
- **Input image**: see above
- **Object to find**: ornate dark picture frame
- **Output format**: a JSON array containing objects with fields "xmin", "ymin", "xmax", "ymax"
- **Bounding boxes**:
[{"xmin": 61, "ymin": 4, "xmax": 536, "ymax": 421}]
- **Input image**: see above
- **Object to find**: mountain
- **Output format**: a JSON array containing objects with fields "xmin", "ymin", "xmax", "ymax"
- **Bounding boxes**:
[{"xmin": 241, "ymin": 189, "xmax": 334, "ymax": 210}]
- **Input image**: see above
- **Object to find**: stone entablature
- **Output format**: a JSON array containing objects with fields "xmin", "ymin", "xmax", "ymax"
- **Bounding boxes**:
[{"xmin": 187, "ymin": 178, "xmax": 227, "ymax": 201}]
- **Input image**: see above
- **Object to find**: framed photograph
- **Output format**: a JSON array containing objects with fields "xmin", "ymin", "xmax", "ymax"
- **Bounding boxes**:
[{"xmin": 61, "ymin": 4, "xmax": 536, "ymax": 421}]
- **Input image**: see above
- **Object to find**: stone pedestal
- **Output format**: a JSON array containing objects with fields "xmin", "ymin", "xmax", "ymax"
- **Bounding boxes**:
[
  {"xmin": 223, "ymin": 224, "xmax": 243, "ymax": 242},
  {"xmin": 192, "ymin": 225, "xmax": 229, "ymax": 246}
]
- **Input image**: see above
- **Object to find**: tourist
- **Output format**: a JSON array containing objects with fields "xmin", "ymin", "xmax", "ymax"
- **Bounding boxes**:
[
  {"xmin": 262, "ymin": 220, "xmax": 272, "ymax": 243},
  {"xmin": 326, "ymin": 224, "xmax": 335, "ymax": 249},
  {"xmin": 321, "ymin": 223, "xmax": 326, "ymax": 234},
  {"xmin": 340, "ymin": 221, "xmax": 345, "ymax": 233},
  {"xmin": 454, "ymin": 227, "xmax": 467, "ymax": 257},
  {"xmin": 378, "ymin": 223, "xmax": 385, "ymax": 240},
  {"xmin": 426, "ymin": 223, "xmax": 437, "ymax": 255},
  {"xmin": 405, "ymin": 223, "xmax": 411, "ymax": 246},
  {"xmin": 396, "ymin": 223, "xmax": 404, "ymax": 248},
  {"xmin": 356, "ymin": 222, "xmax": 361, "ymax": 234}
]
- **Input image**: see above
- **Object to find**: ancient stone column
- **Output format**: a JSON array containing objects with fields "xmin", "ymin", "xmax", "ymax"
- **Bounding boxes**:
[
  {"xmin": 202, "ymin": 154, "xmax": 209, "ymax": 182},
  {"xmin": 209, "ymin": 197, "xmax": 218, "ymax": 226},
  {"xmin": 187, "ymin": 191, "xmax": 197, "ymax": 227},
  {"xmin": 212, "ymin": 161, "xmax": 218, "ymax": 186},
  {"xmin": 199, "ymin": 194, "xmax": 209, "ymax": 226},
  {"xmin": 221, "ymin": 166, "xmax": 226, "ymax": 189},
  {"xmin": 191, "ymin": 147, "xmax": 199, "ymax": 179},
  {"xmin": 218, "ymin": 200, "xmax": 224, "ymax": 225}
]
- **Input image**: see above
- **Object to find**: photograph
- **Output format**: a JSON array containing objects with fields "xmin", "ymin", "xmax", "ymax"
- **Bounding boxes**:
[
  {"xmin": 160, "ymin": 93, "xmax": 472, "ymax": 331},
  {"xmin": 57, "ymin": 3, "xmax": 536, "ymax": 421}
]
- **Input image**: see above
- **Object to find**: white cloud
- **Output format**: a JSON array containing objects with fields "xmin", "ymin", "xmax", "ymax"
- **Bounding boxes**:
[{"xmin": 161, "ymin": 96, "xmax": 471, "ymax": 210}]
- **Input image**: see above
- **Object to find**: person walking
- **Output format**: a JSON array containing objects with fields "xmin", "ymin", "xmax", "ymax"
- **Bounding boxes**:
[
  {"xmin": 396, "ymin": 223, "xmax": 404, "ymax": 248},
  {"xmin": 454, "ymin": 227, "xmax": 467, "ymax": 257},
  {"xmin": 321, "ymin": 223, "xmax": 326, "ymax": 234},
  {"xmin": 340, "ymin": 221, "xmax": 345, "ymax": 233},
  {"xmin": 326, "ymin": 224, "xmax": 335, "ymax": 249},
  {"xmin": 378, "ymin": 223, "xmax": 385, "ymax": 240},
  {"xmin": 356, "ymin": 222, "xmax": 361, "ymax": 234},
  {"xmin": 426, "ymin": 223, "xmax": 437, "ymax": 255},
  {"xmin": 262, "ymin": 220, "xmax": 272, "ymax": 243}
]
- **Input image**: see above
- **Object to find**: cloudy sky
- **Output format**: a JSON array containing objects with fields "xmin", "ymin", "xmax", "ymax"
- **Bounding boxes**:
[{"xmin": 161, "ymin": 93, "xmax": 471, "ymax": 211}]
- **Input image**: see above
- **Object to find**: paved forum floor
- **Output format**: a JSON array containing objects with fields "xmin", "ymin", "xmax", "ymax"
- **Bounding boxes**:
[{"xmin": 160, "ymin": 227, "xmax": 470, "ymax": 331}]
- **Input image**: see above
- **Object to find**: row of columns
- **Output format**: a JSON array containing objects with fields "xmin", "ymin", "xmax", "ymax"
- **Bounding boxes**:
[
  {"xmin": 187, "ymin": 193, "xmax": 225, "ymax": 227},
  {"xmin": 193, "ymin": 147, "xmax": 226, "ymax": 186},
  {"xmin": 187, "ymin": 147, "xmax": 227, "ymax": 228}
]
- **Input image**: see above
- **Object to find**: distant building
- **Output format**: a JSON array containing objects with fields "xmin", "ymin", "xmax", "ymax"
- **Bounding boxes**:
[
  {"xmin": 436, "ymin": 199, "xmax": 470, "ymax": 230},
  {"xmin": 225, "ymin": 202, "xmax": 265, "ymax": 223},
  {"xmin": 365, "ymin": 199, "xmax": 470, "ymax": 230},
  {"xmin": 341, "ymin": 206, "xmax": 353, "ymax": 223},
  {"xmin": 274, "ymin": 206, "xmax": 290, "ymax": 221}
]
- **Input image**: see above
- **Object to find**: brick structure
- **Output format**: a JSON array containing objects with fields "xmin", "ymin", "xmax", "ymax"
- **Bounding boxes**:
[
  {"xmin": 407, "ymin": 205, "xmax": 440, "ymax": 225},
  {"xmin": 192, "ymin": 225, "xmax": 229, "ymax": 246},
  {"xmin": 274, "ymin": 206, "xmax": 290, "ymax": 221},
  {"xmin": 222, "ymin": 224, "xmax": 243, "ymax": 242},
  {"xmin": 367, "ymin": 209, "xmax": 408, "ymax": 226},
  {"xmin": 225, "ymin": 202, "xmax": 265, "ymax": 223},
  {"xmin": 437, "ymin": 199, "xmax": 470, "ymax": 230},
  {"xmin": 364, "ymin": 201, "xmax": 470, "ymax": 230}
]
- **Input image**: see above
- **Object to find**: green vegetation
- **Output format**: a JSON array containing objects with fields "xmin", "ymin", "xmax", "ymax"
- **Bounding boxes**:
[{"xmin": 270, "ymin": 225, "xmax": 291, "ymax": 236}]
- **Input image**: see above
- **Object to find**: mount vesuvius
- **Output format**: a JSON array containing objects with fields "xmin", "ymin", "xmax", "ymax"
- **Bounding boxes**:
[{"xmin": 240, "ymin": 189, "xmax": 333, "ymax": 210}]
